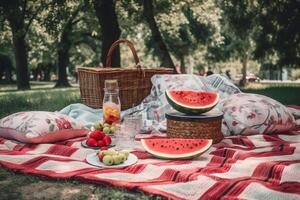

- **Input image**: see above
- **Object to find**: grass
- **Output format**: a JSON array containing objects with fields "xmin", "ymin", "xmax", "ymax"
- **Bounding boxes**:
[
  {"xmin": 0, "ymin": 85, "xmax": 80, "ymax": 118},
  {"xmin": 0, "ymin": 81, "xmax": 299, "ymax": 199},
  {"xmin": 0, "ymin": 167, "xmax": 162, "ymax": 200},
  {"xmin": 241, "ymin": 83, "xmax": 300, "ymax": 105}
]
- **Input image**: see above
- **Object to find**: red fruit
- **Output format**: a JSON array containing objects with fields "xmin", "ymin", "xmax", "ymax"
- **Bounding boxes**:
[
  {"xmin": 86, "ymin": 138, "xmax": 97, "ymax": 147},
  {"xmin": 106, "ymin": 115, "xmax": 119, "ymax": 125},
  {"xmin": 97, "ymin": 140, "xmax": 105, "ymax": 147},
  {"xmin": 100, "ymin": 146, "xmax": 108, "ymax": 151},
  {"xmin": 103, "ymin": 135, "xmax": 112, "ymax": 146},
  {"xmin": 98, "ymin": 153, "xmax": 105, "ymax": 162},
  {"xmin": 89, "ymin": 130, "xmax": 105, "ymax": 141}
]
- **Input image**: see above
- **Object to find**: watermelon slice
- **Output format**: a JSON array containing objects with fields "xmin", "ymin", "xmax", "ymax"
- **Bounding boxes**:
[
  {"xmin": 141, "ymin": 138, "xmax": 212, "ymax": 159},
  {"xmin": 166, "ymin": 90, "xmax": 219, "ymax": 114}
]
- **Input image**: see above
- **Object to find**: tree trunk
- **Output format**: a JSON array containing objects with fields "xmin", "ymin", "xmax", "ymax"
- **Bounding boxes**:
[
  {"xmin": 55, "ymin": 42, "xmax": 71, "ymax": 87},
  {"xmin": 240, "ymin": 55, "xmax": 248, "ymax": 87},
  {"xmin": 1, "ymin": 1, "xmax": 31, "ymax": 89},
  {"xmin": 279, "ymin": 65, "xmax": 283, "ymax": 80},
  {"xmin": 0, "ymin": 54, "xmax": 13, "ymax": 82},
  {"xmin": 143, "ymin": 0, "xmax": 175, "ymax": 68},
  {"xmin": 55, "ymin": 23, "xmax": 72, "ymax": 87},
  {"xmin": 43, "ymin": 63, "xmax": 51, "ymax": 81},
  {"xmin": 179, "ymin": 55, "xmax": 186, "ymax": 74},
  {"xmin": 54, "ymin": 9, "xmax": 80, "ymax": 88},
  {"xmin": 12, "ymin": 31, "xmax": 30, "ymax": 90},
  {"xmin": 93, "ymin": 0, "xmax": 121, "ymax": 67}
]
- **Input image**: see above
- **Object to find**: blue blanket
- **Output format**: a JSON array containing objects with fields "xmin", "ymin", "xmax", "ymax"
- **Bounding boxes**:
[{"xmin": 60, "ymin": 103, "xmax": 103, "ymax": 128}]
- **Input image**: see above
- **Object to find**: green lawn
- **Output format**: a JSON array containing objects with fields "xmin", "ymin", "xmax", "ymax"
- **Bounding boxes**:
[
  {"xmin": 242, "ymin": 83, "xmax": 300, "ymax": 105},
  {"xmin": 0, "ymin": 87, "xmax": 80, "ymax": 118},
  {"xmin": 0, "ymin": 82, "xmax": 299, "ymax": 199}
]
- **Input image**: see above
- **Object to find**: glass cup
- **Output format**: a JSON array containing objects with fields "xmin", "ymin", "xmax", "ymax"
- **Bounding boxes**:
[{"xmin": 114, "ymin": 114, "xmax": 142, "ymax": 150}]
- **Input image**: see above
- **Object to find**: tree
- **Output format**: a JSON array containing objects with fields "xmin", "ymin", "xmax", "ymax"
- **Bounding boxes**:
[
  {"xmin": 43, "ymin": 0, "xmax": 91, "ymax": 87},
  {"xmin": 215, "ymin": 0, "xmax": 257, "ymax": 86},
  {"xmin": 56, "ymin": 7, "xmax": 81, "ymax": 87},
  {"xmin": 93, "ymin": 0, "xmax": 121, "ymax": 67},
  {"xmin": 0, "ymin": 53, "xmax": 13, "ymax": 82},
  {"xmin": 254, "ymin": 0, "xmax": 300, "ymax": 68},
  {"xmin": 158, "ymin": 0, "xmax": 222, "ymax": 73},
  {"xmin": 142, "ymin": 0, "xmax": 175, "ymax": 68},
  {"xmin": 117, "ymin": 0, "xmax": 222, "ymax": 71},
  {"xmin": 0, "ymin": 1, "xmax": 46, "ymax": 89}
]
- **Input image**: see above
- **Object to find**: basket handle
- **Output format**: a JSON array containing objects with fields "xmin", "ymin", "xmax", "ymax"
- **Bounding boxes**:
[{"xmin": 105, "ymin": 38, "xmax": 141, "ymax": 68}]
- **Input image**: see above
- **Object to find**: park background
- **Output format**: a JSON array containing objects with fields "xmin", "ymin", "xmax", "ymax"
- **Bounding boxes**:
[{"xmin": 0, "ymin": 0, "xmax": 300, "ymax": 199}]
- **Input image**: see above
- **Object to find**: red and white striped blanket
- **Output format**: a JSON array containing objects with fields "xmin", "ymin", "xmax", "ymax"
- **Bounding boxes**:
[{"xmin": 1, "ymin": 129, "xmax": 300, "ymax": 200}]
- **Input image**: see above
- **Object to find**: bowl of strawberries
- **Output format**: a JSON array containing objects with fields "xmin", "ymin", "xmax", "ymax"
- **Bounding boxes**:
[{"xmin": 82, "ymin": 121, "xmax": 116, "ymax": 149}]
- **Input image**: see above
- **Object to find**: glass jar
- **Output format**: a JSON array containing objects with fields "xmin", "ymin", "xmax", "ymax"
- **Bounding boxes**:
[{"xmin": 102, "ymin": 80, "xmax": 121, "ymax": 125}]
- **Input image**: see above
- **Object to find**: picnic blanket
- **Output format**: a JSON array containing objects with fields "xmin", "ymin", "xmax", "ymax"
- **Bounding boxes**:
[{"xmin": 1, "ymin": 130, "xmax": 300, "ymax": 199}]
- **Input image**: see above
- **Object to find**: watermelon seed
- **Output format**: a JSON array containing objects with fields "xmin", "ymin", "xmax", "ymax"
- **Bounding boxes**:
[
  {"xmin": 176, "ymin": 147, "xmax": 179, "ymax": 150},
  {"xmin": 161, "ymin": 145, "xmax": 164, "ymax": 148}
]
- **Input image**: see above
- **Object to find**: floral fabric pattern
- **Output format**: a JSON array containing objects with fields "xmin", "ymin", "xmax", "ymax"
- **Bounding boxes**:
[
  {"xmin": 124, "ymin": 74, "xmax": 241, "ymax": 132},
  {"xmin": 0, "ymin": 111, "xmax": 84, "ymax": 138},
  {"xmin": 221, "ymin": 93, "xmax": 295, "ymax": 136}
]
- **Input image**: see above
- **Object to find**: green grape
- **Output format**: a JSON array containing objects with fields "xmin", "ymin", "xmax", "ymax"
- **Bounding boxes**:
[
  {"xmin": 103, "ymin": 127, "xmax": 111, "ymax": 134},
  {"xmin": 102, "ymin": 155, "xmax": 114, "ymax": 166}
]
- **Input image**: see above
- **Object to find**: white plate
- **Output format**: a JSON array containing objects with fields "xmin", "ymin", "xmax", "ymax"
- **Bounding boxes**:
[{"xmin": 86, "ymin": 152, "xmax": 138, "ymax": 168}]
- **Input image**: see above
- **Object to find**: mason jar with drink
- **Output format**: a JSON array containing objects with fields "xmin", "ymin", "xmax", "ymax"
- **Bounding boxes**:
[{"xmin": 103, "ymin": 80, "xmax": 121, "ymax": 125}]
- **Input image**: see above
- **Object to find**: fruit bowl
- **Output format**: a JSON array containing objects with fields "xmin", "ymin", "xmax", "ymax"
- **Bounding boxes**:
[
  {"xmin": 86, "ymin": 152, "xmax": 138, "ymax": 168},
  {"xmin": 82, "ymin": 126, "xmax": 115, "ymax": 149},
  {"xmin": 81, "ymin": 139, "xmax": 115, "ymax": 150}
]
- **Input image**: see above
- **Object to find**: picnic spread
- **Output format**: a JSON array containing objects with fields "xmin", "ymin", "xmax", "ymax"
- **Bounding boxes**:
[
  {"xmin": 1, "ymin": 41, "xmax": 300, "ymax": 199},
  {"xmin": 1, "ymin": 128, "xmax": 300, "ymax": 199}
]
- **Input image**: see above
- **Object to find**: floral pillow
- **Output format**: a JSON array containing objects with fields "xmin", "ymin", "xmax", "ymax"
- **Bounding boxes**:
[
  {"xmin": 0, "ymin": 111, "xmax": 88, "ymax": 143},
  {"xmin": 221, "ymin": 93, "xmax": 296, "ymax": 136}
]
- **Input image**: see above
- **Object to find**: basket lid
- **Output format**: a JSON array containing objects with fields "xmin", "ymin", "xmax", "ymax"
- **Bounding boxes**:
[{"xmin": 165, "ymin": 110, "xmax": 223, "ymax": 122}]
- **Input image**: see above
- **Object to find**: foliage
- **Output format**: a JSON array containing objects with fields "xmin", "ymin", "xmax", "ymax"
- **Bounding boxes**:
[
  {"xmin": 254, "ymin": 0, "xmax": 300, "ymax": 67},
  {"xmin": 0, "ymin": 0, "xmax": 299, "ymax": 88}
]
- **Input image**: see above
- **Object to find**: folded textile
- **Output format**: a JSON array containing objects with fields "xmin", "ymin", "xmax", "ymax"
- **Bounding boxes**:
[
  {"xmin": 60, "ymin": 75, "xmax": 299, "ymax": 136},
  {"xmin": 60, "ymin": 103, "xmax": 103, "ymax": 128}
]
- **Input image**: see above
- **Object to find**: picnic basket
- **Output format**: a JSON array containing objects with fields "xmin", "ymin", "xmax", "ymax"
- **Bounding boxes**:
[{"xmin": 78, "ymin": 39, "xmax": 175, "ymax": 109}]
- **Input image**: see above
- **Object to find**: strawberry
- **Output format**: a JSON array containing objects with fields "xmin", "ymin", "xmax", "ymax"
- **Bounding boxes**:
[
  {"xmin": 103, "ymin": 135, "xmax": 112, "ymax": 146},
  {"xmin": 100, "ymin": 146, "xmax": 108, "ymax": 151},
  {"xmin": 89, "ymin": 130, "xmax": 105, "ymax": 141},
  {"xmin": 98, "ymin": 153, "xmax": 105, "ymax": 162},
  {"xmin": 86, "ymin": 138, "xmax": 97, "ymax": 147},
  {"xmin": 97, "ymin": 140, "xmax": 105, "ymax": 147}
]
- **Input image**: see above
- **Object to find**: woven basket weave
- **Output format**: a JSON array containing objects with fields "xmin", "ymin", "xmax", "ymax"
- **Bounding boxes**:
[
  {"xmin": 166, "ymin": 111, "xmax": 224, "ymax": 144},
  {"xmin": 78, "ymin": 39, "xmax": 175, "ymax": 109}
]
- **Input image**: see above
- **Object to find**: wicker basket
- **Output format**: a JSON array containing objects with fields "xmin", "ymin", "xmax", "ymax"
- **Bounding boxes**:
[
  {"xmin": 78, "ymin": 39, "xmax": 175, "ymax": 109},
  {"xmin": 166, "ymin": 110, "xmax": 224, "ymax": 144}
]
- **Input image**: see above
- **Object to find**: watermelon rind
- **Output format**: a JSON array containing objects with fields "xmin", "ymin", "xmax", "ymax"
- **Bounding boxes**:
[
  {"xmin": 165, "ymin": 90, "xmax": 219, "ymax": 115},
  {"xmin": 141, "ymin": 139, "xmax": 212, "ymax": 160}
]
